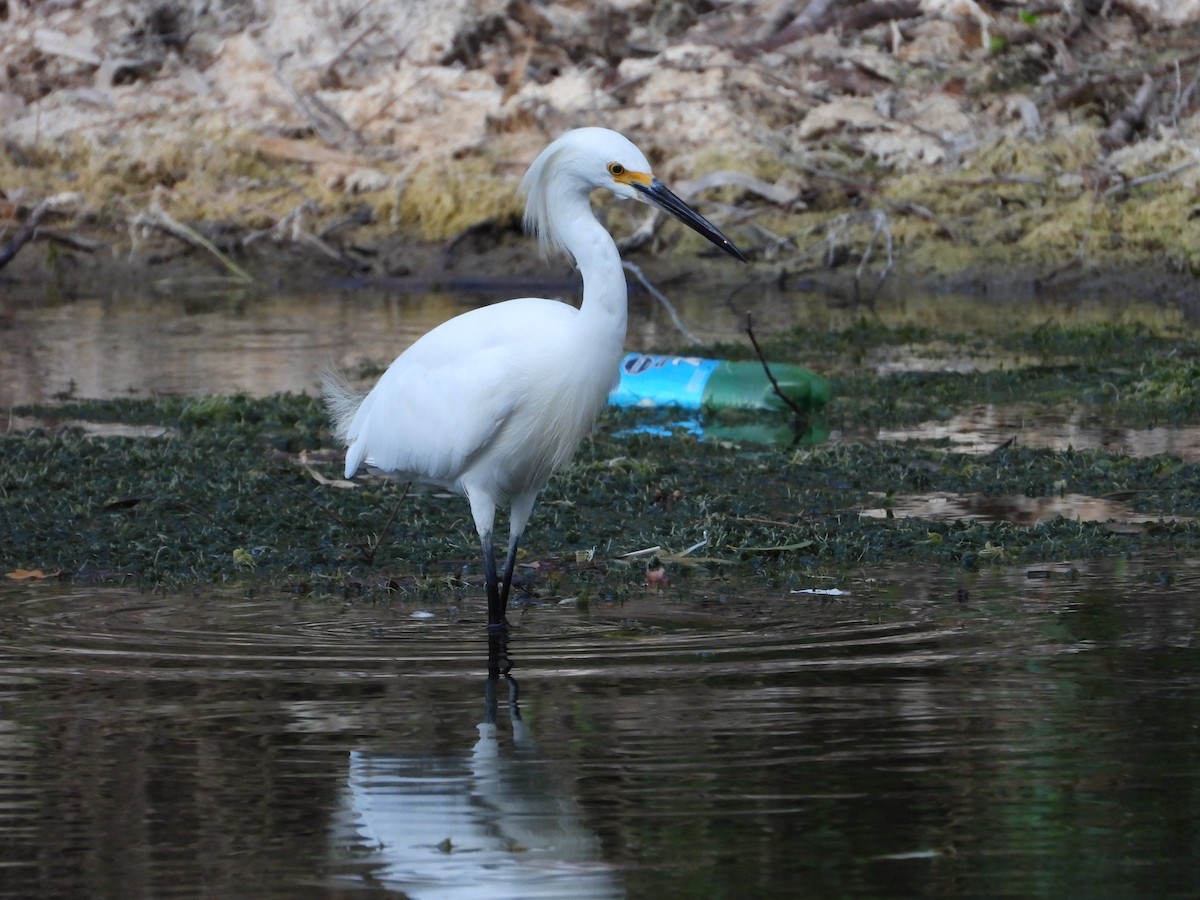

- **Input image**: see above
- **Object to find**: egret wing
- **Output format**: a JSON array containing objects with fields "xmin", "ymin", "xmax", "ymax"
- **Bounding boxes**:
[
  {"xmin": 341, "ymin": 299, "xmax": 576, "ymax": 484},
  {"xmin": 344, "ymin": 345, "xmax": 517, "ymax": 484}
]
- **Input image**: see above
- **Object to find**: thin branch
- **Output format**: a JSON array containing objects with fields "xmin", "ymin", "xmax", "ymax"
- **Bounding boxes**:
[
  {"xmin": 322, "ymin": 19, "xmax": 381, "ymax": 74},
  {"xmin": 622, "ymin": 260, "xmax": 702, "ymax": 345},
  {"xmin": 257, "ymin": 38, "xmax": 363, "ymax": 149},
  {"xmin": 1102, "ymin": 158, "xmax": 1200, "ymax": 199},
  {"xmin": 744, "ymin": 313, "xmax": 810, "ymax": 442},
  {"xmin": 362, "ymin": 482, "xmax": 410, "ymax": 566},
  {"xmin": 1175, "ymin": 63, "xmax": 1200, "ymax": 124}
]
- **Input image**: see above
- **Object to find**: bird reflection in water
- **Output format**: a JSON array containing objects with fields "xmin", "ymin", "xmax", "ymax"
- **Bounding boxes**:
[{"xmin": 332, "ymin": 634, "xmax": 622, "ymax": 899}]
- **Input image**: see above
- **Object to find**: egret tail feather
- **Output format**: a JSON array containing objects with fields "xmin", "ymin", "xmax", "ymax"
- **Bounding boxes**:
[{"xmin": 320, "ymin": 366, "xmax": 365, "ymax": 445}]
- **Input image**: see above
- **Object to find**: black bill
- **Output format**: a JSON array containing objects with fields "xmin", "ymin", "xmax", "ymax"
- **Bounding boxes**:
[{"xmin": 633, "ymin": 179, "xmax": 747, "ymax": 262}]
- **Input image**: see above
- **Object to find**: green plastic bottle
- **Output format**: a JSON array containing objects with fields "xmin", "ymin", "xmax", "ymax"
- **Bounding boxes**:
[{"xmin": 611, "ymin": 353, "xmax": 831, "ymax": 413}]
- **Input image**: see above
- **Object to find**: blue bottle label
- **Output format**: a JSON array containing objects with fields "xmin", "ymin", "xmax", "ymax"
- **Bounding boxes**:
[{"xmin": 610, "ymin": 353, "xmax": 718, "ymax": 409}]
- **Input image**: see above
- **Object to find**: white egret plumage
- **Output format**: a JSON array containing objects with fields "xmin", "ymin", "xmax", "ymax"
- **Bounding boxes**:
[{"xmin": 323, "ymin": 127, "xmax": 745, "ymax": 629}]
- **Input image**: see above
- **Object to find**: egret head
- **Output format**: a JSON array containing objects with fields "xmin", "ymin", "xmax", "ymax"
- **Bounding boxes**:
[{"xmin": 521, "ymin": 127, "xmax": 746, "ymax": 262}]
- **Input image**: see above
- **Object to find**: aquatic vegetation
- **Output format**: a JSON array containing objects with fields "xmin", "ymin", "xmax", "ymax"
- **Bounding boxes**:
[
  {"xmin": 0, "ymin": 409, "xmax": 1195, "ymax": 596},
  {"xmin": 6, "ymin": 321, "xmax": 1200, "ymax": 596}
]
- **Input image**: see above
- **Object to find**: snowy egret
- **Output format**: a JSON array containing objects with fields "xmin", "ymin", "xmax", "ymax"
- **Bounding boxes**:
[{"xmin": 323, "ymin": 127, "xmax": 745, "ymax": 628}]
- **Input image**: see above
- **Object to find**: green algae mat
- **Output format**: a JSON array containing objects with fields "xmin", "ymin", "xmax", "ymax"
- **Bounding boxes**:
[{"xmin": 5, "ymin": 321, "xmax": 1200, "ymax": 600}]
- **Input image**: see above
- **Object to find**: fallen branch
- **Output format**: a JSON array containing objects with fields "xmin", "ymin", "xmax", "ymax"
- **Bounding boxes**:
[
  {"xmin": 1055, "ymin": 51, "xmax": 1200, "ymax": 111},
  {"xmin": 258, "ymin": 37, "xmax": 363, "ymax": 150},
  {"xmin": 0, "ymin": 192, "xmax": 83, "ymax": 271},
  {"xmin": 245, "ymin": 200, "xmax": 366, "ymax": 271},
  {"xmin": 748, "ymin": 0, "xmax": 922, "ymax": 54},
  {"xmin": 132, "ymin": 203, "xmax": 255, "ymax": 283},
  {"xmin": 36, "ymin": 230, "xmax": 106, "ymax": 253},
  {"xmin": 677, "ymin": 170, "xmax": 801, "ymax": 208},
  {"xmin": 884, "ymin": 199, "xmax": 960, "ymax": 242}
]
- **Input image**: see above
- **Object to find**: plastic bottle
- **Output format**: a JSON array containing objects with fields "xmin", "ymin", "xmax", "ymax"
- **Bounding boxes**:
[{"xmin": 610, "ymin": 353, "xmax": 831, "ymax": 413}]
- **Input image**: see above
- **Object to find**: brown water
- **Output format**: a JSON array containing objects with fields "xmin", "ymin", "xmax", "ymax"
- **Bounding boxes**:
[
  {"xmin": 1, "ymin": 561, "xmax": 1198, "ymax": 899},
  {"xmin": 0, "ymin": 278, "xmax": 1187, "ymax": 409},
  {"xmin": 0, "ymin": 282, "xmax": 806, "ymax": 408},
  {"xmin": 862, "ymin": 405, "xmax": 1200, "ymax": 462},
  {"xmin": 7, "ymin": 282, "xmax": 1200, "ymax": 466},
  {"xmin": 859, "ymin": 490, "xmax": 1195, "ymax": 526}
]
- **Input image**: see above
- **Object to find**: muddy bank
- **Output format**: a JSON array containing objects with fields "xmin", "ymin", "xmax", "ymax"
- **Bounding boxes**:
[{"xmin": 4, "ymin": 2, "xmax": 1200, "ymax": 293}]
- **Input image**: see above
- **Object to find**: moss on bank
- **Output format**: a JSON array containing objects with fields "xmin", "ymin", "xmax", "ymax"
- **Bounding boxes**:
[{"xmin": 6, "ymin": 114, "xmax": 1200, "ymax": 293}]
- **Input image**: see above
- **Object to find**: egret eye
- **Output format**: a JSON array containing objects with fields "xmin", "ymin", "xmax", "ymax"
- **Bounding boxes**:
[{"xmin": 608, "ymin": 163, "xmax": 625, "ymax": 177}]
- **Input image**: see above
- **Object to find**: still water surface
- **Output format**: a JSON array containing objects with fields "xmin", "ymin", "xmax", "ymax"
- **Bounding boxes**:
[
  {"xmin": 6, "ymin": 281, "xmax": 1199, "ymax": 460},
  {"xmin": 2, "ymin": 562, "xmax": 1198, "ymax": 899},
  {"xmin": 2, "ymin": 278, "xmax": 1189, "ymax": 408}
]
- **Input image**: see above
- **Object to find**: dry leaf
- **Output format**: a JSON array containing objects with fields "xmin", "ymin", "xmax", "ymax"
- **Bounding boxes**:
[{"xmin": 6, "ymin": 568, "xmax": 61, "ymax": 581}]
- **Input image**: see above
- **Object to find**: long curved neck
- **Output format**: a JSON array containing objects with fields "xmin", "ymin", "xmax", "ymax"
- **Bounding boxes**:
[{"xmin": 554, "ymin": 192, "xmax": 628, "ymax": 337}]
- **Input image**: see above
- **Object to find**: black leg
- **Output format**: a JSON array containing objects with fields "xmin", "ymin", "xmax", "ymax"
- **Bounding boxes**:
[
  {"xmin": 481, "ymin": 531, "xmax": 503, "ymax": 630},
  {"xmin": 498, "ymin": 534, "xmax": 520, "ymax": 627}
]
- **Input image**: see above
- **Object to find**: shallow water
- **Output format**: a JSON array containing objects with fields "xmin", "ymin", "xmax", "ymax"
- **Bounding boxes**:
[
  {"xmin": 2, "ymin": 561, "xmax": 1199, "ymax": 899},
  {"xmin": 0, "ymin": 282, "xmax": 797, "ymax": 408},
  {"xmin": 859, "ymin": 490, "xmax": 1196, "ymax": 526},
  {"xmin": 861, "ymin": 404, "xmax": 1200, "ymax": 462},
  {"xmin": 0, "ymin": 279, "xmax": 1185, "ymax": 395},
  {"xmin": 7, "ymin": 281, "xmax": 1200, "ymax": 460}
]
